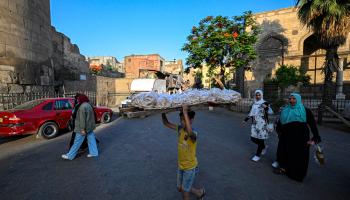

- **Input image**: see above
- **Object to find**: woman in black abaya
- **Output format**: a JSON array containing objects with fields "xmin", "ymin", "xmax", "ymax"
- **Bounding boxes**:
[{"xmin": 274, "ymin": 93, "xmax": 321, "ymax": 182}]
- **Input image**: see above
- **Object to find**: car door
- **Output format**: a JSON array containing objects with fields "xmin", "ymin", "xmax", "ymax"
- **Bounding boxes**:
[
  {"xmin": 34, "ymin": 100, "xmax": 56, "ymax": 129},
  {"xmin": 54, "ymin": 99, "xmax": 73, "ymax": 129}
]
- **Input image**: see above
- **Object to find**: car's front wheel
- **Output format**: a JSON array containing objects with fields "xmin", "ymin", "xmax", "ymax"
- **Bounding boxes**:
[
  {"xmin": 38, "ymin": 122, "xmax": 59, "ymax": 139},
  {"xmin": 101, "ymin": 112, "xmax": 112, "ymax": 124}
]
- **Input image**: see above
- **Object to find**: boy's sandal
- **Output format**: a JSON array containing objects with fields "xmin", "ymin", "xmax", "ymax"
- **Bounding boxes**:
[{"xmin": 198, "ymin": 187, "xmax": 206, "ymax": 200}]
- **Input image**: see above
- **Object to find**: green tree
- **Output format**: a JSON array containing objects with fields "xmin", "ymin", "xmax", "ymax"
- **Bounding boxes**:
[
  {"xmin": 182, "ymin": 11, "xmax": 260, "ymax": 95},
  {"xmin": 263, "ymin": 65, "xmax": 310, "ymax": 112},
  {"xmin": 275, "ymin": 65, "xmax": 310, "ymax": 87},
  {"xmin": 273, "ymin": 64, "xmax": 311, "ymax": 92},
  {"xmin": 296, "ymin": 0, "xmax": 350, "ymax": 123},
  {"xmin": 105, "ymin": 61, "xmax": 114, "ymax": 71}
]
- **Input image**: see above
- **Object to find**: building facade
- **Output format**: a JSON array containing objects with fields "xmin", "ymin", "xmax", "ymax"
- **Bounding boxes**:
[
  {"xmin": 86, "ymin": 56, "xmax": 124, "ymax": 73},
  {"xmin": 246, "ymin": 7, "xmax": 350, "ymax": 97},
  {"xmin": 124, "ymin": 54, "xmax": 165, "ymax": 78},
  {"xmin": 163, "ymin": 59, "xmax": 184, "ymax": 75}
]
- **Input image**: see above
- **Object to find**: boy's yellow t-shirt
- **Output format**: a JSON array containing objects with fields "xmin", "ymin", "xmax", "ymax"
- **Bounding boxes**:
[{"xmin": 177, "ymin": 126, "xmax": 198, "ymax": 170}]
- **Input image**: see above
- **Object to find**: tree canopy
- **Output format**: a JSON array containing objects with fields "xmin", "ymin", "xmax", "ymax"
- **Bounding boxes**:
[
  {"xmin": 297, "ymin": 0, "xmax": 350, "ymax": 48},
  {"xmin": 182, "ymin": 11, "xmax": 260, "ymax": 84}
]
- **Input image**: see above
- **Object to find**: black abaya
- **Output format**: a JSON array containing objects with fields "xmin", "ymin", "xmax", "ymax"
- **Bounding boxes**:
[{"xmin": 276, "ymin": 108, "xmax": 321, "ymax": 182}]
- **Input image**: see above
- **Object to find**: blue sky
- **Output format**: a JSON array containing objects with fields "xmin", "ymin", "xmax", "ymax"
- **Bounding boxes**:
[{"xmin": 51, "ymin": 0, "xmax": 295, "ymax": 64}]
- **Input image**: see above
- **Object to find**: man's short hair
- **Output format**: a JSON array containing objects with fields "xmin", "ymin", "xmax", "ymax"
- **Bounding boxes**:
[{"xmin": 179, "ymin": 110, "xmax": 196, "ymax": 119}]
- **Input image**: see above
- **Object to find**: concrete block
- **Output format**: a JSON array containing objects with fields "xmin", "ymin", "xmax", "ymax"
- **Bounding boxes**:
[
  {"xmin": 0, "ymin": 65, "xmax": 14, "ymax": 71},
  {"xmin": 0, "ymin": 0, "xmax": 9, "ymax": 8},
  {"xmin": 0, "ymin": 83, "xmax": 9, "ymax": 93},
  {"xmin": 8, "ymin": 84, "xmax": 23, "ymax": 93},
  {"xmin": 40, "ymin": 75, "xmax": 50, "ymax": 86},
  {"xmin": 30, "ymin": 85, "xmax": 43, "ymax": 93},
  {"xmin": 8, "ymin": 0, "xmax": 17, "ymax": 13},
  {"xmin": 24, "ymin": 85, "xmax": 31, "ymax": 93},
  {"xmin": 0, "ymin": 9, "xmax": 11, "ymax": 32},
  {"xmin": 0, "ymin": 44, "xmax": 5, "ymax": 57},
  {"xmin": 0, "ymin": 70, "xmax": 13, "ymax": 83}
]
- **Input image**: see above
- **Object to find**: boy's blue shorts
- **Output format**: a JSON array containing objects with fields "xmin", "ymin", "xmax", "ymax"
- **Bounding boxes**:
[{"xmin": 177, "ymin": 166, "xmax": 199, "ymax": 192}]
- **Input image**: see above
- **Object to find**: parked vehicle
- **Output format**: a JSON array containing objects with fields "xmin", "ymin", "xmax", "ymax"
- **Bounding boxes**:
[
  {"xmin": 120, "ymin": 78, "xmax": 167, "ymax": 108},
  {"xmin": 0, "ymin": 98, "xmax": 113, "ymax": 139},
  {"xmin": 130, "ymin": 78, "xmax": 166, "ymax": 93}
]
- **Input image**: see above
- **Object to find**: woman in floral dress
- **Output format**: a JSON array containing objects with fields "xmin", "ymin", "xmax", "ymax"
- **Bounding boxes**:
[{"xmin": 243, "ymin": 90, "xmax": 273, "ymax": 162}]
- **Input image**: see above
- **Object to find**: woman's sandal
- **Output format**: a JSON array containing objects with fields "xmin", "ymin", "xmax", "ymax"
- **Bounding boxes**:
[
  {"xmin": 198, "ymin": 187, "xmax": 206, "ymax": 200},
  {"xmin": 273, "ymin": 168, "xmax": 286, "ymax": 175}
]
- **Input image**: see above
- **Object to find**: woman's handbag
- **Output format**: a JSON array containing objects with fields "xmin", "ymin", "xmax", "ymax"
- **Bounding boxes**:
[{"xmin": 314, "ymin": 144, "xmax": 325, "ymax": 165}]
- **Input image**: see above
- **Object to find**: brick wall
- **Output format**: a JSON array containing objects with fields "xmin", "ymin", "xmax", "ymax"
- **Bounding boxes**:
[{"xmin": 124, "ymin": 54, "xmax": 164, "ymax": 78}]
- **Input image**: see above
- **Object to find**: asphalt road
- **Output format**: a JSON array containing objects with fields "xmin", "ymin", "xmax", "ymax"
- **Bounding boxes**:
[{"xmin": 0, "ymin": 108, "xmax": 349, "ymax": 200}]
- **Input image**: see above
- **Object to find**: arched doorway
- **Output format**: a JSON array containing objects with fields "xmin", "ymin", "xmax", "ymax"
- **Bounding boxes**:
[
  {"xmin": 248, "ymin": 33, "xmax": 288, "ymax": 99},
  {"xmin": 253, "ymin": 34, "xmax": 288, "ymax": 82},
  {"xmin": 301, "ymin": 34, "xmax": 326, "ymax": 85},
  {"xmin": 258, "ymin": 35, "xmax": 287, "ymax": 66}
]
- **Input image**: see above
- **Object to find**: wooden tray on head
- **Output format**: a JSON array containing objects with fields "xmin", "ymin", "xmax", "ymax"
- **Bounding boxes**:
[{"xmin": 121, "ymin": 102, "xmax": 233, "ymax": 119}]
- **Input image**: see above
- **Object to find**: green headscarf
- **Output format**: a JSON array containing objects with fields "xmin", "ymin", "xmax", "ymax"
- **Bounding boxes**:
[{"xmin": 280, "ymin": 93, "xmax": 307, "ymax": 125}]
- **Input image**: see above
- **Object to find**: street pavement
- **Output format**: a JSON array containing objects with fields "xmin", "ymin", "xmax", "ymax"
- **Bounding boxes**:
[{"xmin": 0, "ymin": 108, "xmax": 349, "ymax": 200}]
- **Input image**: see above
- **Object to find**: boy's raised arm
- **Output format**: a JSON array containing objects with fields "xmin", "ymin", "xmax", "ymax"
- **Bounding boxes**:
[
  {"xmin": 182, "ymin": 105, "xmax": 192, "ymax": 134},
  {"xmin": 182, "ymin": 105, "xmax": 197, "ymax": 141},
  {"xmin": 162, "ymin": 113, "xmax": 177, "ymax": 130}
]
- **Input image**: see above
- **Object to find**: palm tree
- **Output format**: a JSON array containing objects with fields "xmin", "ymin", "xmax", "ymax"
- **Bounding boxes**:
[{"xmin": 296, "ymin": 0, "xmax": 350, "ymax": 123}]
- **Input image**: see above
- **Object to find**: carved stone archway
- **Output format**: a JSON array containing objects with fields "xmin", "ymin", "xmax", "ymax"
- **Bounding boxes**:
[{"xmin": 257, "ymin": 33, "xmax": 289, "ymax": 66}]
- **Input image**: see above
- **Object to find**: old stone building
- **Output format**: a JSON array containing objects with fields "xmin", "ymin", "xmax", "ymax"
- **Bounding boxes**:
[
  {"xmin": 183, "ymin": 65, "xmax": 233, "ymax": 89},
  {"xmin": 86, "ymin": 56, "xmax": 125, "ymax": 73},
  {"xmin": 247, "ymin": 7, "xmax": 350, "ymax": 97},
  {"xmin": 124, "ymin": 54, "xmax": 165, "ymax": 78},
  {"xmin": 0, "ymin": 0, "xmax": 53, "ymax": 93},
  {"xmin": 182, "ymin": 7, "xmax": 349, "ymax": 98},
  {"xmin": 50, "ymin": 26, "xmax": 94, "ymax": 92},
  {"xmin": 0, "ymin": 0, "xmax": 93, "ymax": 93},
  {"xmin": 163, "ymin": 59, "xmax": 183, "ymax": 75}
]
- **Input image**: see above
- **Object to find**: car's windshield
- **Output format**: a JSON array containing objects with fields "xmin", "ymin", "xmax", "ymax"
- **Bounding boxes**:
[{"xmin": 13, "ymin": 100, "xmax": 45, "ymax": 110}]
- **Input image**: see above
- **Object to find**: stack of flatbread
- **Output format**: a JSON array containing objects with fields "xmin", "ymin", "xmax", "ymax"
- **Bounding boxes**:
[{"xmin": 130, "ymin": 88, "xmax": 241, "ymax": 109}]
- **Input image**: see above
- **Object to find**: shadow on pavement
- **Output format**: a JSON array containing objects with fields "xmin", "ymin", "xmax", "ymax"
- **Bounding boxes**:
[{"xmin": 0, "ymin": 135, "xmax": 32, "ymax": 145}]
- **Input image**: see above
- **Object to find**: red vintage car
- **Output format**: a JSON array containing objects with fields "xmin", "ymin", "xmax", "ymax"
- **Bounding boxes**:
[{"xmin": 0, "ymin": 98, "xmax": 113, "ymax": 139}]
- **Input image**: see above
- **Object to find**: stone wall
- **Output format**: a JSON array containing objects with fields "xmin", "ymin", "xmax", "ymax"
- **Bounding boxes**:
[
  {"xmin": 95, "ymin": 76, "xmax": 117, "ymax": 106},
  {"xmin": 115, "ymin": 78, "xmax": 134, "ymax": 93},
  {"xmin": 64, "ymin": 76, "xmax": 132, "ymax": 106},
  {"xmin": 51, "ymin": 27, "xmax": 96, "ymax": 91},
  {"xmin": 0, "ymin": 0, "xmax": 54, "ymax": 93},
  {"xmin": 51, "ymin": 26, "xmax": 92, "ymax": 92},
  {"xmin": 63, "ymin": 74, "xmax": 97, "ymax": 92},
  {"xmin": 0, "ymin": 0, "xmax": 95, "ymax": 94}
]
